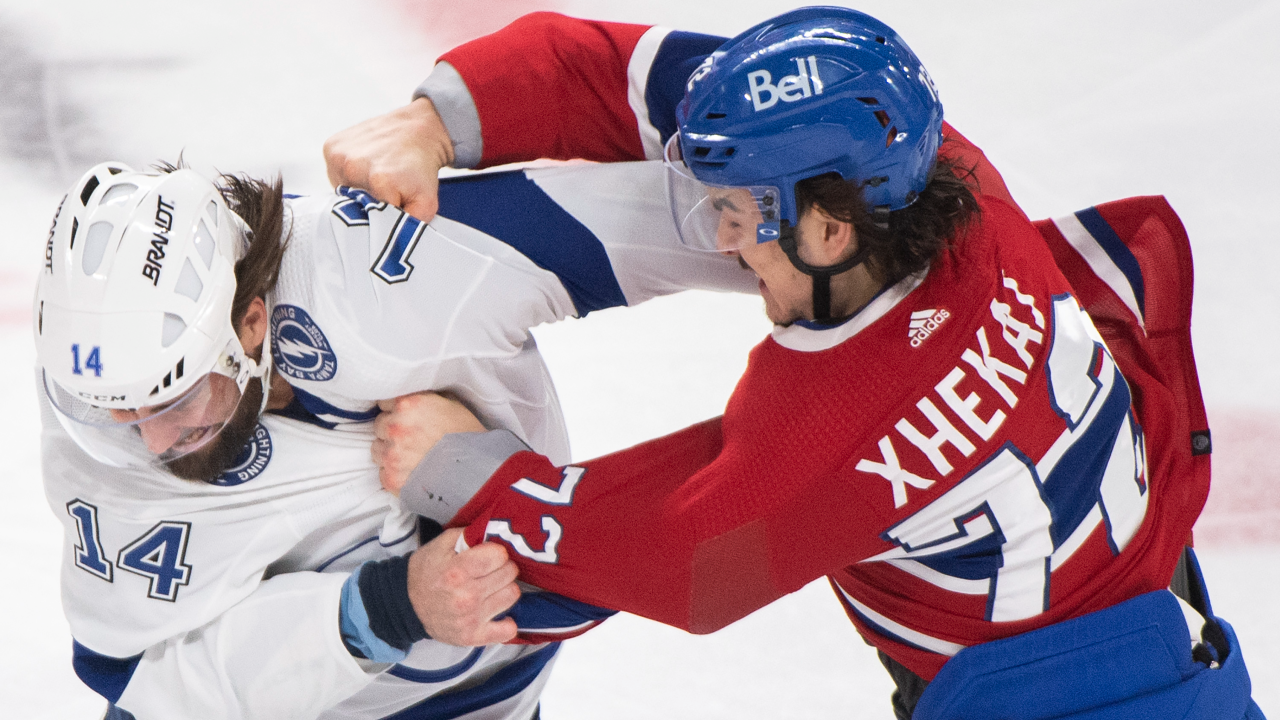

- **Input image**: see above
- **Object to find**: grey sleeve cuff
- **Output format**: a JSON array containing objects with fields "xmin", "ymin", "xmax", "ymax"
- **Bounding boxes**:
[
  {"xmin": 400, "ymin": 429, "xmax": 531, "ymax": 524},
  {"xmin": 413, "ymin": 62, "xmax": 483, "ymax": 169}
]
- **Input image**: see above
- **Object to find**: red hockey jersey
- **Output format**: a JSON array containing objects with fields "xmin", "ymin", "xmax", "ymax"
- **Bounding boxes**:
[{"xmin": 433, "ymin": 14, "xmax": 1210, "ymax": 680}]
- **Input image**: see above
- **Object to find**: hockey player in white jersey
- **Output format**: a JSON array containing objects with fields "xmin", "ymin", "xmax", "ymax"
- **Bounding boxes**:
[{"xmin": 36, "ymin": 159, "xmax": 755, "ymax": 720}]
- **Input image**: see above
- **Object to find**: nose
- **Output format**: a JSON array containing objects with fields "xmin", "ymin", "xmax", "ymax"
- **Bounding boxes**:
[
  {"xmin": 109, "ymin": 408, "xmax": 142, "ymax": 424},
  {"xmin": 715, "ymin": 215, "xmax": 742, "ymax": 256}
]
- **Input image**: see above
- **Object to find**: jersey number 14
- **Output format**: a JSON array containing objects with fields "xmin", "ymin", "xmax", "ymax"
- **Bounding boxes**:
[{"xmin": 67, "ymin": 500, "xmax": 194, "ymax": 602}]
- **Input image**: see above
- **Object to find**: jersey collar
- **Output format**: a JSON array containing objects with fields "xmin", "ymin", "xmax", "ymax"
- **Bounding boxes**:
[{"xmin": 770, "ymin": 270, "xmax": 925, "ymax": 353}]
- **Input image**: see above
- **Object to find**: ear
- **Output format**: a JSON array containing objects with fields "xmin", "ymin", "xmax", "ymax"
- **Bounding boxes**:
[
  {"xmin": 797, "ymin": 204, "xmax": 856, "ymax": 266},
  {"xmin": 236, "ymin": 297, "xmax": 269, "ymax": 360}
]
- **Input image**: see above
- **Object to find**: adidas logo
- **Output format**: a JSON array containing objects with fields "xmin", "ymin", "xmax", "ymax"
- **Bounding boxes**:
[{"xmin": 909, "ymin": 308, "xmax": 951, "ymax": 348}]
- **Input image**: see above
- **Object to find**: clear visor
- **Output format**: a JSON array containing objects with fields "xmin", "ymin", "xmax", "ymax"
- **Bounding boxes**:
[
  {"xmin": 43, "ymin": 366, "xmax": 250, "ymax": 469},
  {"xmin": 663, "ymin": 134, "xmax": 783, "ymax": 252}
]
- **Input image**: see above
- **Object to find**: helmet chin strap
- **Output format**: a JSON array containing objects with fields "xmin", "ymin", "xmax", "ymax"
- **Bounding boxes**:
[
  {"xmin": 252, "ymin": 329, "xmax": 273, "ymax": 416},
  {"xmin": 225, "ymin": 326, "xmax": 274, "ymax": 417},
  {"xmin": 777, "ymin": 222, "xmax": 873, "ymax": 322}
]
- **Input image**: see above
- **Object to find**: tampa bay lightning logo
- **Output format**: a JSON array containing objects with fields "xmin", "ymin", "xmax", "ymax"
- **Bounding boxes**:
[
  {"xmin": 211, "ymin": 423, "xmax": 272, "ymax": 487},
  {"xmin": 271, "ymin": 304, "xmax": 337, "ymax": 382}
]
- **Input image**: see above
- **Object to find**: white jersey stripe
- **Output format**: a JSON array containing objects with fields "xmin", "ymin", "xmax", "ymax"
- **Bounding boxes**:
[
  {"xmin": 627, "ymin": 26, "xmax": 671, "ymax": 160},
  {"xmin": 835, "ymin": 583, "xmax": 966, "ymax": 657},
  {"xmin": 885, "ymin": 558, "xmax": 991, "ymax": 595},
  {"xmin": 1051, "ymin": 213, "xmax": 1145, "ymax": 332}
]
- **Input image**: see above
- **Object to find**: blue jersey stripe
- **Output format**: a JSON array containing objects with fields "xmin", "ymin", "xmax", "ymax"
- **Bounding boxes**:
[
  {"xmin": 72, "ymin": 640, "xmax": 142, "ymax": 704},
  {"xmin": 1041, "ymin": 365, "xmax": 1132, "ymax": 548},
  {"xmin": 644, "ymin": 31, "xmax": 727, "ymax": 146},
  {"xmin": 384, "ymin": 643, "xmax": 560, "ymax": 720},
  {"xmin": 315, "ymin": 536, "xmax": 379, "ymax": 573},
  {"xmin": 388, "ymin": 648, "xmax": 484, "ymax": 684},
  {"xmin": 1073, "ymin": 207, "xmax": 1146, "ymax": 318},
  {"xmin": 437, "ymin": 171, "xmax": 626, "ymax": 317},
  {"xmin": 843, "ymin": 601, "xmax": 946, "ymax": 657},
  {"xmin": 292, "ymin": 386, "xmax": 379, "ymax": 422},
  {"xmin": 507, "ymin": 591, "xmax": 617, "ymax": 632}
]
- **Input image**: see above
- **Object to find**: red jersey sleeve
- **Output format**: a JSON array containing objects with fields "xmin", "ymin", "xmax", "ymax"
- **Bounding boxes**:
[{"xmin": 439, "ymin": 12, "xmax": 652, "ymax": 167}]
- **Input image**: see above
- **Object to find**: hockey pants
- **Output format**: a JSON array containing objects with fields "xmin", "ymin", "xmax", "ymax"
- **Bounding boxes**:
[{"xmin": 911, "ymin": 548, "xmax": 1265, "ymax": 720}]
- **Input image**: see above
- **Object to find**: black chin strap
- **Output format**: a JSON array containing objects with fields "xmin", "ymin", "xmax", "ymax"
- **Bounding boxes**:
[{"xmin": 777, "ymin": 221, "xmax": 874, "ymax": 322}]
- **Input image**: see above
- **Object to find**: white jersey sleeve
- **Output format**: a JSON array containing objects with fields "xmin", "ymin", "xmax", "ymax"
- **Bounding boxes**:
[{"xmin": 268, "ymin": 163, "xmax": 754, "ymax": 462}]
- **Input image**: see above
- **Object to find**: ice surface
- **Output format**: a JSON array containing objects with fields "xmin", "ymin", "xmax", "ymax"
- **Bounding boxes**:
[{"xmin": 0, "ymin": 1, "xmax": 1274, "ymax": 717}]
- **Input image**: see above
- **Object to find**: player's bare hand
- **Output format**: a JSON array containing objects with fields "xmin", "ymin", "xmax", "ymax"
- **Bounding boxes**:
[
  {"xmin": 408, "ymin": 528, "xmax": 520, "ymax": 646},
  {"xmin": 372, "ymin": 392, "xmax": 485, "ymax": 495},
  {"xmin": 324, "ymin": 96, "xmax": 453, "ymax": 222}
]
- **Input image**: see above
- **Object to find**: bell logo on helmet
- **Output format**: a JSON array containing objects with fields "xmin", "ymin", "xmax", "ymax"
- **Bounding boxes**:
[
  {"xmin": 748, "ymin": 56, "xmax": 823, "ymax": 112},
  {"xmin": 141, "ymin": 196, "xmax": 176, "ymax": 286}
]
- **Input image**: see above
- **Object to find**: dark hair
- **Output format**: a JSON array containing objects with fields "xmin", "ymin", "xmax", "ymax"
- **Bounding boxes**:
[
  {"xmin": 218, "ymin": 173, "xmax": 288, "ymax": 328},
  {"xmin": 793, "ymin": 147, "xmax": 980, "ymax": 285},
  {"xmin": 154, "ymin": 159, "xmax": 288, "ymax": 328}
]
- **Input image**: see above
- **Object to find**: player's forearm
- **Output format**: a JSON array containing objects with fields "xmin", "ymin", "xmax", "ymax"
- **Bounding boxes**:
[
  {"xmin": 425, "ymin": 13, "xmax": 716, "ymax": 167},
  {"xmin": 401, "ymin": 419, "xmax": 801, "ymax": 634}
]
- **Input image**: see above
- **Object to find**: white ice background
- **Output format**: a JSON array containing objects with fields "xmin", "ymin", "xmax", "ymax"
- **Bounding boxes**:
[{"xmin": 0, "ymin": 1, "xmax": 1275, "ymax": 717}]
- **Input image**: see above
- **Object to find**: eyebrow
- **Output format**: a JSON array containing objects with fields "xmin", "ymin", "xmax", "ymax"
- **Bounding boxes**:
[{"xmin": 711, "ymin": 196, "xmax": 741, "ymax": 213}]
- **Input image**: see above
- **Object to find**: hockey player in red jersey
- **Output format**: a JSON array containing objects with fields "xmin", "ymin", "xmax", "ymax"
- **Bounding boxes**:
[{"xmin": 328, "ymin": 8, "xmax": 1265, "ymax": 719}]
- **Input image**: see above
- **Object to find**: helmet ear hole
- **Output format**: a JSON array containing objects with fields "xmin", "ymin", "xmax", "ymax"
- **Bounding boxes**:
[
  {"xmin": 194, "ymin": 219, "xmax": 217, "ymax": 268},
  {"xmin": 81, "ymin": 222, "xmax": 114, "ymax": 275},
  {"xmin": 162, "ymin": 313, "xmax": 187, "ymax": 348},
  {"xmin": 99, "ymin": 183, "xmax": 138, "ymax": 206},
  {"xmin": 174, "ymin": 259, "xmax": 204, "ymax": 302},
  {"xmin": 79, "ymin": 176, "xmax": 100, "ymax": 205}
]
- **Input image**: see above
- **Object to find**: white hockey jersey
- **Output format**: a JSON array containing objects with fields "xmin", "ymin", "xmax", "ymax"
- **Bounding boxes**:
[
  {"xmin": 44, "ymin": 160, "xmax": 756, "ymax": 720},
  {"xmin": 270, "ymin": 161, "xmax": 755, "ymax": 463}
]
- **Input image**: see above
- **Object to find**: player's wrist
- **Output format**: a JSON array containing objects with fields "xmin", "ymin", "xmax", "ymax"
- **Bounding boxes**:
[
  {"xmin": 338, "ymin": 558, "xmax": 427, "ymax": 663},
  {"xmin": 412, "ymin": 62, "xmax": 480, "ymax": 169},
  {"xmin": 400, "ymin": 429, "xmax": 530, "ymax": 524}
]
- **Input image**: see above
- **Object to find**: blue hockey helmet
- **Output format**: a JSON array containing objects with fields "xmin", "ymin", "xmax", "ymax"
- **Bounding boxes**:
[{"xmin": 665, "ymin": 6, "xmax": 944, "ymax": 252}]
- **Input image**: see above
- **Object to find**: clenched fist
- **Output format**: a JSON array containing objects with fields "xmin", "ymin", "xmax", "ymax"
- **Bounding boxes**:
[
  {"xmin": 372, "ymin": 392, "xmax": 485, "ymax": 495},
  {"xmin": 324, "ymin": 96, "xmax": 453, "ymax": 223}
]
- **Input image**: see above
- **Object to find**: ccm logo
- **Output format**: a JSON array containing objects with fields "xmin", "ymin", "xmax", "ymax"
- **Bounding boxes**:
[
  {"xmin": 748, "ymin": 56, "xmax": 824, "ymax": 112},
  {"xmin": 78, "ymin": 392, "xmax": 126, "ymax": 402}
]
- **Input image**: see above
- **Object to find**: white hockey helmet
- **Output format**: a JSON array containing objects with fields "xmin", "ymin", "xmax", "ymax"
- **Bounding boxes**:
[{"xmin": 34, "ymin": 161, "xmax": 271, "ymax": 468}]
